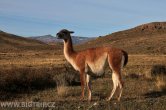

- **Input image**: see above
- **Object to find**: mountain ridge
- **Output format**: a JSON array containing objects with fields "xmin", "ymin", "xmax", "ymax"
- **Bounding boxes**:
[{"xmin": 29, "ymin": 35, "xmax": 96, "ymax": 45}]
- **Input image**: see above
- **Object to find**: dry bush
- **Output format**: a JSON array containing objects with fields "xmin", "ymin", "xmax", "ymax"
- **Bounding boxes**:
[
  {"xmin": 151, "ymin": 65, "xmax": 166, "ymax": 91},
  {"xmin": 53, "ymin": 65, "xmax": 80, "ymax": 86},
  {"xmin": 0, "ymin": 67, "xmax": 55, "ymax": 92},
  {"xmin": 0, "ymin": 66, "xmax": 79, "ymax": 93},
  {"xmin": 151, "ymin": 65, "xmax": 166, "ymax": 77},
  {"xmin": 123, "ymin": 65, "xmax": 150, "ymax": 79},
  {"xmin": 53, "ymin": 66, "xmax": 80, "ymax": 97},
  {"xmin": 124, "ymin": 64, "xmax": 166, "ymax": 80}
]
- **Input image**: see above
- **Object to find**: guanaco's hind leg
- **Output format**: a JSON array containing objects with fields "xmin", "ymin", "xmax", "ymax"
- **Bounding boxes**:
[
  {"xmin": 107, "ymin": 72, "xmax": 119, "ymax": 101},
  {"xmin": 107, "ymin": 54, "xmax": 124, "ymax": 101},
  {"xmin": 107, "ymin": 71, "xmax": 124, "ymax": 101},
  {"xmin": 117, "ymin": 78, "xmax": 123, "ymax": 101},
  {"xmin": 117, "ymin": 55, "xmax": 125, "ymax": 101}
]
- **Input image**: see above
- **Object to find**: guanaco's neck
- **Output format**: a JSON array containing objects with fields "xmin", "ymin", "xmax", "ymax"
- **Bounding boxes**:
[{"xmin": 64, "ymin": 36, "xmax": 76, "ymax": 58}]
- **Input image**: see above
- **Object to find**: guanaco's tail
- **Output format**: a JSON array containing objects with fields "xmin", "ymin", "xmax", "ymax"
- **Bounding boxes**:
[{"xmin": 122, "ymin": 50, "xmax": 128, "ymax": 67}]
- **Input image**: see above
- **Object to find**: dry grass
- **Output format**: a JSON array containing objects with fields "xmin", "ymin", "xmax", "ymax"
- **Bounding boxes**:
[
  {"xmin": 57, "ymin": 85, "xmax": 69, "ymax": 97},
  {"xmin": 123, "ymin": 55, "xmax": 166, "ymax": 79},
  {"xmin": 0, "ymin": 51, "xmax": 64, "ymax": 69},
  {"xmin": 0, "ymin": 50, "xmax": 165, "ymax": 93},
  {"xmin": 0, "ymin": 49, "xmax": 166, "ymax": 109},
  {"xmin": 155, "ymin": 75, "xmax": 166, "ymax": 91},
  {"xmin": 55, "ymin": 73, "xmax": 70, "ymax": 97}
]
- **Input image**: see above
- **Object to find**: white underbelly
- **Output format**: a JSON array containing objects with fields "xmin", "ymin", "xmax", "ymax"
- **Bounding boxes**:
[
  {"xmin": 88, "ymin": 64, "xmax": 105, "ymax": 75},
  {"xmin": 86, "ymin": 54, "xmax": 107, "ymax": 76}
]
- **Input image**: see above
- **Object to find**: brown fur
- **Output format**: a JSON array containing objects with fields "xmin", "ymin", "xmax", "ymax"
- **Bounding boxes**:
[{"xmin": 56, "ymin": 29, "xmax": 128, "ymax": 101}]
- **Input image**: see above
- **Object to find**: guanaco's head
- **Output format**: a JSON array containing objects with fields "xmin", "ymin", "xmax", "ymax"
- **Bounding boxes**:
[{"xmin": 56, "ymin": 29, "xmax": 74, "ymax": 41}]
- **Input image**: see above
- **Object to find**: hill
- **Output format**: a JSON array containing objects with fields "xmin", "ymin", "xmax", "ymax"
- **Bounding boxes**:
[
  {"xmin": 1, "ymin": 22, "xmax": 166, "ymax": 54},
  {"xmin": 0, "ymin": 31, "xmax": 53, "ymax": 52},
  {"xmin": 76, "ymin": 22, "xmax": 166, "ymax": 54},
  {"xmin": 29, "ymin": 35, "xmax": 95, "ymax": 44}
]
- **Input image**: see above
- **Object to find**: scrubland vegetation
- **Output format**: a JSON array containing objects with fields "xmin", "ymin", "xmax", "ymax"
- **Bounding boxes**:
[{"xmin": 0, "ymin": 51, "xmax": 166, "ymax": 110}]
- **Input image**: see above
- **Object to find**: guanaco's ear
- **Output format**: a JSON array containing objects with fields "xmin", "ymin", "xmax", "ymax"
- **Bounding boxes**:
[{"xmin": 69, "ymin": 31, "xmax": 74, "ymax": 34}]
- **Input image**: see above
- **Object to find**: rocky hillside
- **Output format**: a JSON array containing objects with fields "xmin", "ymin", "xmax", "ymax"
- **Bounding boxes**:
[{"xmin": 76, "ymin": 22, "xmax": 166, "ymax": 54}]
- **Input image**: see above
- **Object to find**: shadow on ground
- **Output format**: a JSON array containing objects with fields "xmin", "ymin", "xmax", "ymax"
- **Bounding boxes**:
[{"xmin": 144, "ymin": 89, "xmax": 166, "ymax": 98}]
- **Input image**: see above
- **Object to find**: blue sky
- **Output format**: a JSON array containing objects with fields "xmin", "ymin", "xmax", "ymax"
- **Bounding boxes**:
[{"xmin": 0, "ymin": 0, "xmax": 166, "ymax": 37}]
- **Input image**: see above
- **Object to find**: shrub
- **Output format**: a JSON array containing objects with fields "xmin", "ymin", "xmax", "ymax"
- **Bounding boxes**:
[
  {"xmin": 0, "ymin": 66, "xmax": 80, "ymax": 93},
  {"xmin": 0, "ymin": 67, "xmax": 55, "ymax": 92},
  {"xmin": 151, "ymin": 65, "xmax": 166, "ymax": 77},
  {"xmin": 151, "ymin": 65, "xmax": 166, "ymax": 91}
]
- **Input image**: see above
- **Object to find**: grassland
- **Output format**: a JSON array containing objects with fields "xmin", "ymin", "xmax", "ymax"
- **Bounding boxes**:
[{"xmin": 0, "ymin": 49, "xmax": 166, "ymax": 110}]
